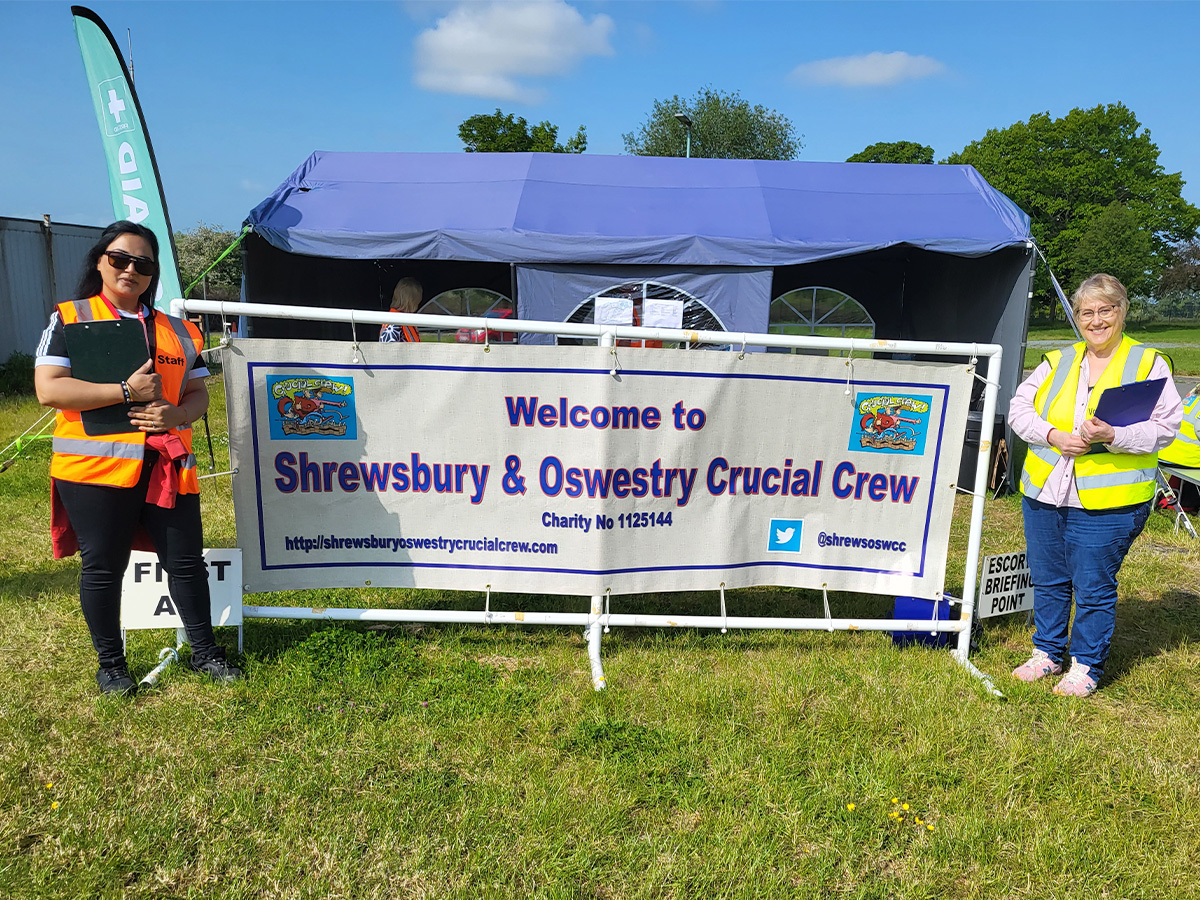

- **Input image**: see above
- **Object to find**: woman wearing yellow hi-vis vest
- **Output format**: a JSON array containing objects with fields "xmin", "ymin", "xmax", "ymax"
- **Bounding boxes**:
[
  {"xmin": 34, "ymin": 221, "xmax": 242, "ymax": 696},
  {"xmin": 1157, "ymin": 387, "xmax": 1200, "ymax": 510},
  {"xmin": 1009, "ymin": 274, "xmax": 1182, "ymax": 697}
]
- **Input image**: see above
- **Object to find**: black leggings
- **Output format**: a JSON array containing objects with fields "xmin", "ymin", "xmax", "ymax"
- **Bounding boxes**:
[{"xmin": 55, "ymin": 456, "xmax": 222, "ymax": 669}]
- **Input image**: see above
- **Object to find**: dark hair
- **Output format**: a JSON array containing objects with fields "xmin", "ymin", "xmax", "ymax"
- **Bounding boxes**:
[{"xmin": 75, "ymin": 220, "xmax": 161, "ymax": 307}]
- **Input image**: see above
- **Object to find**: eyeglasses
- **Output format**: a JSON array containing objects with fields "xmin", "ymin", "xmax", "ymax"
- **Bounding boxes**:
[
  {"xmin": 103, "ymin": 250, "xmax": 158, "ymax": 277},
  {"xmin": 1076, "ymin": 305, "xmax": 1118, "ymax": 324}
]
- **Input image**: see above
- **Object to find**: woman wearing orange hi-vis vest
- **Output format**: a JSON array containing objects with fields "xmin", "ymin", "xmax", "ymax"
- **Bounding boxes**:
[
  {"xmin": 1009, "ymin": 273, "xmax": 1182, "ymax": 697},
  {"xmin": 34, "ymin": 222, "xmax": 242, "ymax": 695}
]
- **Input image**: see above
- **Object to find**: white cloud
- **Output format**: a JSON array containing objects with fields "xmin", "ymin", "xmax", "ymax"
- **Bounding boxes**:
[
  {"xmin": 415, "ymin": 1, "xmax": 615, "ymax": 102},
  {"xmin": 790, "ymin": 51, "xmax": 945, "ymax": 88}
]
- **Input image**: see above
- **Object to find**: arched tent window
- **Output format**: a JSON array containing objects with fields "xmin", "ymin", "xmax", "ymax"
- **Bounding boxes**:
[
  {"xmin": 557, "ymin": 280, "xmax": 728, "ymax": 349},
  {"xmin": 418, "ymin": 288, "xmax": 514, "ymax": 343},
  {"xmin": 768, "ymin": 286, "xmax": 874, "ymax": 355}
]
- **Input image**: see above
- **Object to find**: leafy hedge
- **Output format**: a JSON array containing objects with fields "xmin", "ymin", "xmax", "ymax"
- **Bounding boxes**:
[{"xmin": 0, "ymin": 352, "xmax": 34, "ymax": 397}]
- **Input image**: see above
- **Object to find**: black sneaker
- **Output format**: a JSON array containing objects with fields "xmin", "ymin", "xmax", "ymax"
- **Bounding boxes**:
[
  {"xmin": 96, "ymin": 665, "xmax": 137, "ymax": 696},
  {"xmin": 189, "ymin": 656, "xmax": 243, "ymax": 684}
]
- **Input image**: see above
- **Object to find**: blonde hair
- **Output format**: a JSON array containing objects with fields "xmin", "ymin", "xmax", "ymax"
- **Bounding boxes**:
[
  {"xmin": 1071, "ymin": 273, "xmax": 1128, "ymax": 318},
  {"xmin": 390, "ymin": 277, "xmax": 422, "ymax": 314}
]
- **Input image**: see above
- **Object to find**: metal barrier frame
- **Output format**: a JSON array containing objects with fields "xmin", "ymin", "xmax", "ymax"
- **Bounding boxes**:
[{"xmin": 177, "ymin": 299, "xmax": 1002, "ymax": 694}]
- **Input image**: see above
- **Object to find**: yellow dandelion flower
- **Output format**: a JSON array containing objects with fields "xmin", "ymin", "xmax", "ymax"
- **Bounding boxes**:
[
  {"xmin": 891, "ymin": 797, "xmax": 898, "ymax": 804},
  {"xmin": 915, "ymin": 818, "xmax": 923, "ymax": 825},
  {"xmin": 902, "ymin": 803, "xmax": 909, "ymax": 810},
  {"xmin": 846, "ymin": 803, "xmax": 855, "ymax": 811},
  {"xmin": 45, "ymin": 782, "xmax": 53, "ymax": 789},
  {"xmin": 51, "ymin": 801, "xmax": 59, "ymax": 810},
  {"xmin": 898, "ymin": 817, "xmax": 905, "ymax": 823},
  {"xmin": 927, "ymin": 824, "xmax": 934, "ymax": 831}
]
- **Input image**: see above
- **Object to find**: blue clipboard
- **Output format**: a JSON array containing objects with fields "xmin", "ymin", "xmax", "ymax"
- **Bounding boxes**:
[
  {"xmin": 1093, "ymin": 377, "xmax": 1167, "ymax": 426},
  {"xmin": 1084, "ymin": 377, "xmax": 1167, "ymax": 454}
]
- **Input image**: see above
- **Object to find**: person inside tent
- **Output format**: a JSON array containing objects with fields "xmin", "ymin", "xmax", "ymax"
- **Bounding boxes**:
[{"xmin": 379, "ymin": 277, "xmax": 422, "ymax": 343}]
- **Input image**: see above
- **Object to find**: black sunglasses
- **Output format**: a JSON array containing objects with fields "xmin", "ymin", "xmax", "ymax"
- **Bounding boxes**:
[{"xmin": 104, "ymin": 250, "xmax": 159, "ymax": 277}]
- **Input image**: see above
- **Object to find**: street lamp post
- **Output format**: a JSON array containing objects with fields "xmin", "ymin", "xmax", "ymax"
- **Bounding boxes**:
[{"xmin": 673, "ymin": 112, "xmax": 692, "ymax": 158}]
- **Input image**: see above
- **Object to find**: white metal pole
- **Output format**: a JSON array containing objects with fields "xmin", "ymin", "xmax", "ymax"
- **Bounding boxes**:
[
  {"xmin": 176, "ymin": 299, "xmax": 1005, "ymax": 359},
  {"xmin": 240, "ymin": 605, "xmax": 967, "ymax": 633},
  {"xmin": 584, "ymin": 330, "xmax": 618, "ymax": 690},
  {"xmin": 587, "ymin": 594, "xmax": 607, "ymax": 691},
  {"xmin": 955, "ymin": 346, "xmax": 1003, "ymax": 665}
]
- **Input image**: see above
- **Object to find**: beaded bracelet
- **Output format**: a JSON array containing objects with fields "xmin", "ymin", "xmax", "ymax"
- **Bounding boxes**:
[{"xmin": 120, "ymin": 381, "xmax": 132, "ymax": 403}]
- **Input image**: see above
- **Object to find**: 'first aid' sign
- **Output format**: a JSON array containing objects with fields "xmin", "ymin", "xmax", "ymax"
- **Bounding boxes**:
[{"xmin": 120, "ymin": 549, "xmax": 242, "ymax": 631}]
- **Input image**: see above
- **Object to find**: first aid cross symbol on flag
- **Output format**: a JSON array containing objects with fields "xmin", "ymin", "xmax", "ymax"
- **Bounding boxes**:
[
  {"xmin": 106, "ymin": 89, "xmax": 125, "ymax": 124},
  {"xmin": 98, "ymin": 77, "xmax": 132, "ymax": 136}
]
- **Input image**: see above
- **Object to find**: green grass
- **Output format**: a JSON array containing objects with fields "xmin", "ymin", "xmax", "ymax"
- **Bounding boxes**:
[
  {"xmin": 1025, "ymin": 321, "xmax": 1200, "ymax": 374},
  {"xmin": 3, "ymin": 386, "xmax": 1200, "ymax": 898}
]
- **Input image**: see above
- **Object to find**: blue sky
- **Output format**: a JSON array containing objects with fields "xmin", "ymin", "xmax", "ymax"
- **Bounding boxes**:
[{"xmin": 4, "ymin": 1, "xmax": 1199, "ymax": 232}]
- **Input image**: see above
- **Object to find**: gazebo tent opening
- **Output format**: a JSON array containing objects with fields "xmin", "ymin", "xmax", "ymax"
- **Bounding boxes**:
[{"xmin": 241, "ymin": 151, "xmax": 1034, "ymax": 484}]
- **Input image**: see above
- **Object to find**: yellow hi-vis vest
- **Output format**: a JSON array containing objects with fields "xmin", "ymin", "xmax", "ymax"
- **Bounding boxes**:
[
  {"xmin": 1020, "ymin": 335, "xmax": 1164, "ymax": 509},
  {"xmin": 50, "ymin": 296, "xmax": 201, "ymax": 493},
  {"xmin": 1158, "ymin": 391, "xmax": 1200, "ymax": 468}
]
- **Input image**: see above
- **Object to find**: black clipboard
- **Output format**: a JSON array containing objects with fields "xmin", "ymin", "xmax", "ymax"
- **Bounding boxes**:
[
  {"xmin": 63, "ymin": 319, "xmax": 150, "ymax": 436},
  {"xmin": 1084, "ymin": 377, "xmax": 1167, "ymax": 454}
]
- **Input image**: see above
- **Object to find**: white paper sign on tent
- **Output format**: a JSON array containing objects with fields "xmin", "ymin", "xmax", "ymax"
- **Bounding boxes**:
[
  {"xmin": 595, "ymin": 296, "xmax": 633, "ymax": 326},
  {"xmin": 643, "ymin": 298, "xmax": 684, "ymax": 330}
]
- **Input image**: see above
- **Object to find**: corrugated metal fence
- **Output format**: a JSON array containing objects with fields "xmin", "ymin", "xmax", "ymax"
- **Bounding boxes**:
[{"xmin": 0, "ymin": 216, "xmax": 104, "ymax": 363}]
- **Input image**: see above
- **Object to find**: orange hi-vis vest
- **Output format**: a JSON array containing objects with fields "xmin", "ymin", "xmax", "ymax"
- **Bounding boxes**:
[
  {"xmin": 51, "ymin": 296, "xmax": 201, "ymax": 493},
  {"xmin": 380, "ymin": 323, "xmax": 421, "ymax": 342}
]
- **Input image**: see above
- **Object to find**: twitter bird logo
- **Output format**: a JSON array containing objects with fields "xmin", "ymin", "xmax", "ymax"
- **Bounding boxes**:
[{"xmin": 767, "ymin": 519, "xmax": 803, "ymax": 552}]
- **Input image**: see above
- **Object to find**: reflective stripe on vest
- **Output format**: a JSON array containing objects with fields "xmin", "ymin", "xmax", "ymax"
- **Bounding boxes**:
[
  {"xmin": 69, "ymin": 298, "xmax": 98, "ymax": 322},
  {"xmin": 1021, "ymin": 335, "xmax": 1161, "ymax": 509},
  {"xmin": 52, "ymin": 436, "xmax": 145, "ymax": 459},
  {"xmin": 1075, "ymin": 466, "xmax": 1160, "ymax": 490}
]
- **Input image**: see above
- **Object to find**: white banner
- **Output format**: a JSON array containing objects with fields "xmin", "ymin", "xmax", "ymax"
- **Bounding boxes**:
[{"xmin": 224, "ymin": 341, "xmax": 972, "ymax": 598}]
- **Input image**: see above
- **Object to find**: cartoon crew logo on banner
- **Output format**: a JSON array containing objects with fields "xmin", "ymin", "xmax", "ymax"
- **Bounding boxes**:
[
  {"xmin": 849, "ymin": 394, "xmax": 931, "ymax": 454},
  {"xmin": 268, "ymin": 376, "xmax": 357, "ymax": 440}
]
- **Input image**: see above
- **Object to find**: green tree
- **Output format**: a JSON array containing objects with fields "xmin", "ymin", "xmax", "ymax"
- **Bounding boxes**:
[
  {"xmin": 1156, "ymin": 238, "xmax": 1200, "ymax": 320},
  {"xmin": 846, "ymin": 141, "xmax": 934, "ymax": 164},
  {"xmin": 1069, "ymin": 202, "xmax": 1155, "ymax": 296},
  {"xmin": 622, "ymin": 87, "xmax": 800, "ymax": 160},
  {"xmin": 1158, "ymin": 238, "xmax": 1200, "ymax": 294},
  {"xmin": 174, "ymin": 223, "xmax": 243, "ymax": 300},
  {"xmin": 458, "ymin": 109, "xmax": 586, "ymax": 153},
  {"xmin": 945, "ymin": 103, "xmax": 1200, "ymax": 316}
]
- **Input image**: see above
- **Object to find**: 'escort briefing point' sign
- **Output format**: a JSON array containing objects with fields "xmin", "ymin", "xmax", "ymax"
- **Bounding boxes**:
[
  {"xmin": 225, "ymin": 341, "xmax": 972, "ymax": 597},
  {"xmin": 976, "ymin": 551, "xmax": 1033, "ymax": 618}
]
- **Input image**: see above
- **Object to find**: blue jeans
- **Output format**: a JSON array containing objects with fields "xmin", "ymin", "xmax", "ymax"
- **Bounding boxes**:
[{"xmin": 1021, "ymin": 497, "xmax": 1151, "ymax": 682}]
